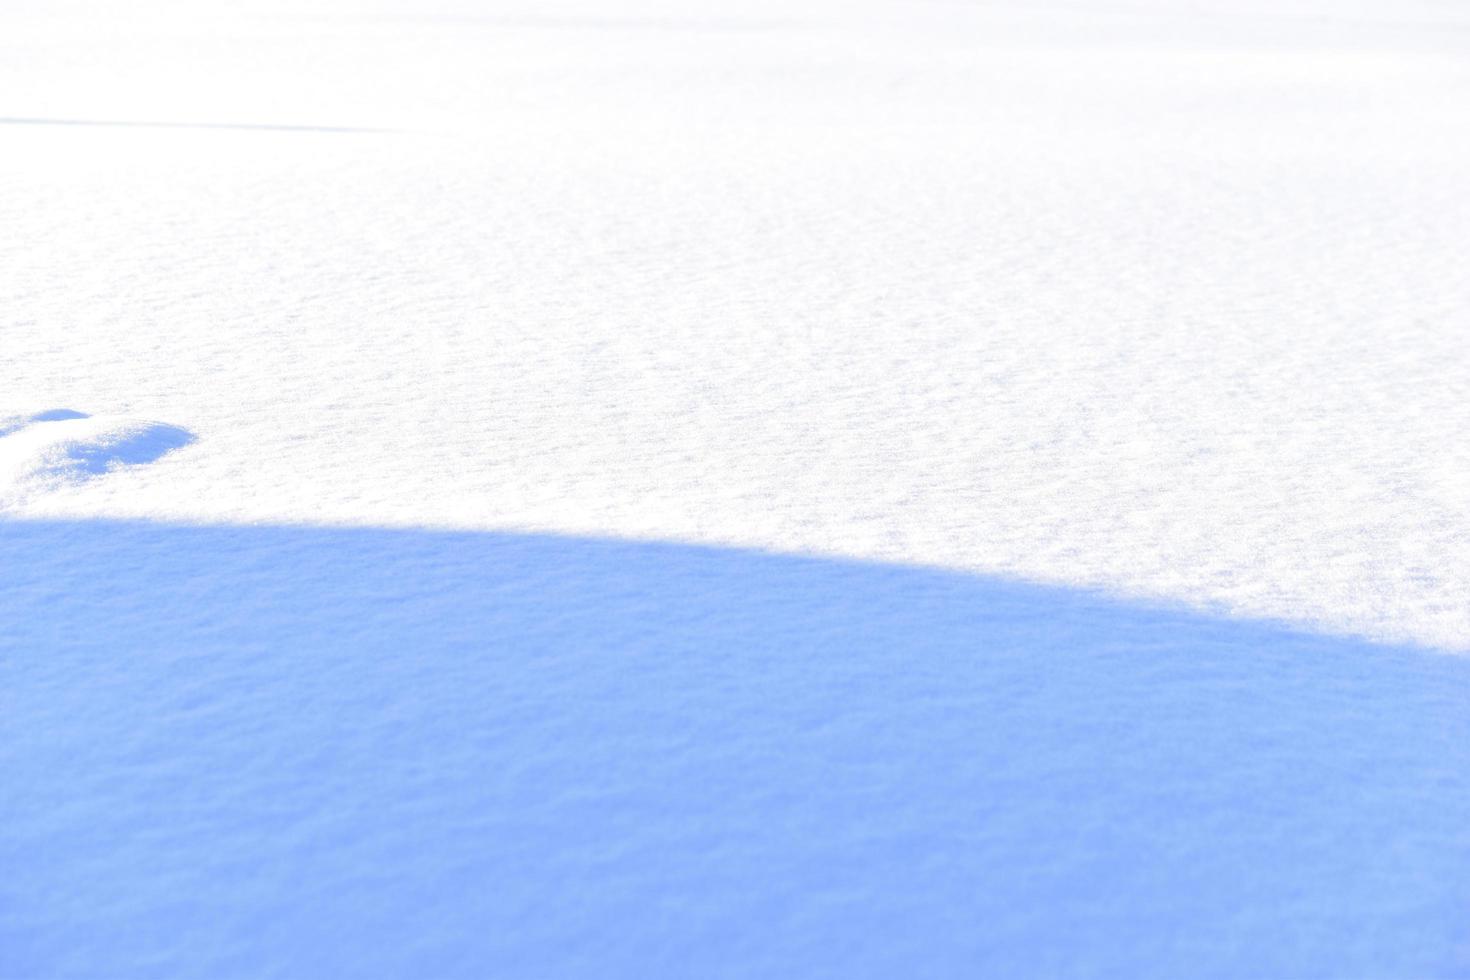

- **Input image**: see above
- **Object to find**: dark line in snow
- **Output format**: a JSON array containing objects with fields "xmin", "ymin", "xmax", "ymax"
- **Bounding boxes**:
[{"xmin": 0, "ymin": 117, "xmax": 391, "ymax": 134}]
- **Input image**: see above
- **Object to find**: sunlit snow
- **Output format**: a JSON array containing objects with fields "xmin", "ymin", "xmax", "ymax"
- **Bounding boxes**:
[{"xmin": 3, "ymin": 0, "xmax": 1468, "ymax": 976}]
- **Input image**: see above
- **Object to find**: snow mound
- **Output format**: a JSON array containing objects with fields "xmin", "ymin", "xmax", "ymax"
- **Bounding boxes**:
[{"xmin": 0, "ymin": 411, "xmax": 193, "ymax": 495}]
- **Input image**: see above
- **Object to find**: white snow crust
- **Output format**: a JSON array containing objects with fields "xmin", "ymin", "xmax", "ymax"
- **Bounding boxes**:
[
  {"xmin": 2, "ymin": 0, "xmax": 1467, "ymax": 648},
  {"xmin": 3, "ymin": 0, "xmax": 1469, "ymax": 976}
]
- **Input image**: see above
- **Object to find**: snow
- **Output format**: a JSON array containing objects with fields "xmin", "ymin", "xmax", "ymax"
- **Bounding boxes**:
[
  {"xmin": 6, "ymin": 520, "xmax": 1470, "ymax": 978},
  {"xmin": 3, "ymin": 0, "xmax": 1469, "ymax": 975},
  {"xmin": 0, "ymin": 412, "xmax": 194, "ymax": 500}
]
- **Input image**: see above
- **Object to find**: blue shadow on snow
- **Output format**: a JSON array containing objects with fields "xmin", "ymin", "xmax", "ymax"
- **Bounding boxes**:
[
  {"xmin": 68, "ymin": 424, "xmax": 195, "ymax": 475},
  {"xmin": 2, "ymin": 519, "xmax": 1467, "ymax": 978}
]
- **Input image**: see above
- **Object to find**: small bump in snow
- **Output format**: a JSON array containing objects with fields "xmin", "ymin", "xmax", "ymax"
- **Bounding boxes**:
[{"xmin": 0, "ymin": 410, "xmax": 194, "ymax": 495}]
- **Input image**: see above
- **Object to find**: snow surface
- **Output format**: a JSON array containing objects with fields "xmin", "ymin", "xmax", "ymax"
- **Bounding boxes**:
[
  {"xmin": 3, "ymin": 0, "xmax": 1470, "ymax": 975},
  {"xmin": 0, "ymin": 412, "xmax": 194, "ymax": 500},
  {"xmin": 6, "ymin": 521, "xmax": 1469, "ymax": 977}
]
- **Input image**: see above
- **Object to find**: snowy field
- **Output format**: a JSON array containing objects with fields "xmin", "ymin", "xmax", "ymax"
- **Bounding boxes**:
[{"xmin": 3, "ymin": 0, "xmax": 1469, "ymax": 976}]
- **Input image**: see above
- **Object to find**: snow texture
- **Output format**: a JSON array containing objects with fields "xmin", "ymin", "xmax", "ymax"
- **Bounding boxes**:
[
  {"xmin": 4, "ymin": 521, "xmax": 1469, "ymax": 978},
  {"xmin": 3, "ymin": 0, "xmax": 1469, "ymax": 975},
  {"xmin": 0, "ymin": 411, "xmax": 194, "ymax": 501},
  {"xmin": 3, "ymin": 0, "xmax": 1468, "ymax": 650}
]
